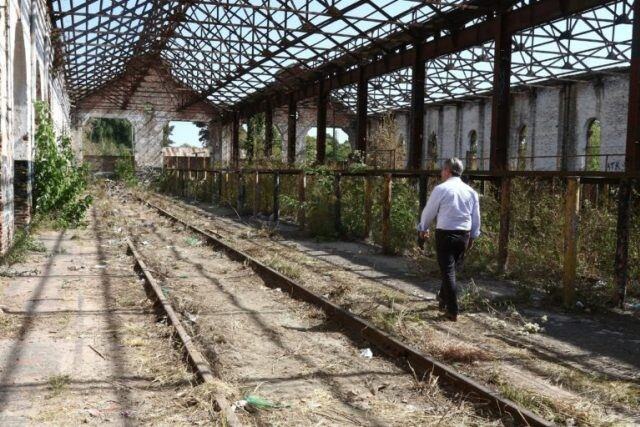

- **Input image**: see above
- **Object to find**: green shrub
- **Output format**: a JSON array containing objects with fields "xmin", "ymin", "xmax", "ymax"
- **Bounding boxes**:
[
  {"xmin": 113, "ymin": 156, "xmax": 137, "ymax": 186},
  {"xmin": 34, "ymin": 101, "xmax": 92, "ymax": 227}
]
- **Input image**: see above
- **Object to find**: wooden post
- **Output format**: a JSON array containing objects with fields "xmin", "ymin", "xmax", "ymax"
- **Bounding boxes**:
[
  {"xmin": 334, "ymin": 174, "xmax": 342, "ymax": 236},
  {"xmin": 237, "ymin": 171, "xmax": 244, "ymax": 212},
  {"xmin": 297, "ymin": 171, "xmax": 306, "ymax": 228},
  {"xmin": 273, "ymin": 172, "xmax": 280, "ymax": 223},
  {"xmin": 562, "ymin": 178, "xmax": 581, "ymax": 307},
  {"xmin": 253, "ymin": 171, "xmax": 260, "ymax": 217},
  {"xmin": 382, "ymin": 173, "xmax": 392, "ymax": 255},
  {"xmin": 363, "ymin": 176, "xmax": 373, "ymax": 239},
  {"xmin": 497, "ymin": 177, "xmax": 511, "ymax": 273},
  {"xmin": 613, "ymin": 179, "xmax": 632, "ymax": 307},
  {"xmin": 224, "ymin": 172, "xmax": 229, "ymax": 205}
]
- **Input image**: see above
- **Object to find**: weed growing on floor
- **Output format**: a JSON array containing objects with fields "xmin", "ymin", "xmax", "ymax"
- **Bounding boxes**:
[
  {"xmin": 114, "ymin": 155, "xmax": 137, "ymax": 186},
  {"xmin": 34, "ymin": 101, "xmax": 92, "ymax": 227},
  {"xmin": 46, "ymin": 374, "xmax": 71, "ymax": 398},
  {"xmin": 264, "ymin": 257, "xmax": 301, "ymax": 280},
  {"xmin": 0, "ymin": 229, "xmax": 46, "ymax": 265}
]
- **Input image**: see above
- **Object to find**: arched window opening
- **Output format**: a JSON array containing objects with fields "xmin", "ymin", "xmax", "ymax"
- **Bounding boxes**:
[
  {"xmin": 585, "ymin": 119, "xmax": 601, "ymax": 172},
  {"xmin": 517, "ymin": 125, "xmax": 528, "ymax": 171},
  {"xmin": 35, "ymin": 62, "xmax": 43, "ymax": 103},
  {"xmin": 12, "ymin": 23, "xmax": 28, "ymax": 147},
  {"xmin": 466, "ymin": 130, "xmax": 478, "ymax": 170},
  {"xmin": 12, "ymin": 22, "xmax": 31, "ymax": 230},
  {"xmin": 427, "ymin": 132, "xmax": 438, "ymax": 169},
  {"xmin": 304, "ymin": 127, "xmax": 351, "ymax": 165}
]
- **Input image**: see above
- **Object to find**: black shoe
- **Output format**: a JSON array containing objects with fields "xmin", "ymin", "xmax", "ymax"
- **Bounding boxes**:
[{"xmin": 442, "ymin": 312, "xmax": 457, "ymax": 322}]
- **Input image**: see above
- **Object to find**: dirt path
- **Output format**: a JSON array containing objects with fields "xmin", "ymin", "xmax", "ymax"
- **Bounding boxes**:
[
  {"xmin": 141, "ymin": 188, "xmax": 640, "ymax": 425},
  {"xmin": 109, "ymin": 185, "xmax": 495, "ymax": 425},
  {"xmin": 0, "ymin": 205, "xmax": 220, "ymax": 424}
]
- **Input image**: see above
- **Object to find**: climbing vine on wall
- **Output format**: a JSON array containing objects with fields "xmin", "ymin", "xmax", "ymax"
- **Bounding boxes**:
[{"xmin": 34, "ymin": 101, "xmax": 92, "ymax": 226}]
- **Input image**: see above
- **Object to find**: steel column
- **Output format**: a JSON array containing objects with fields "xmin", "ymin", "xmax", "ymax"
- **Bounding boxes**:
[
  {"xmin": 409, "ymin": 47, "xmax": 426, "ymax": 170},
  {"xmin": 287, "ymin": 96, "xmax": 297, "ymax": 164},
  {"xmin": 316, "ymin": 79, "xmax": 327, "ymax": 164},
  {"xmin": 627, "ymin": 0, "xmax": 640, "ymax": 174},
  {"xmin": 356, "ymin": 67, "xmax": 368, "ymax": 155},
  {"xmin": 490, "ymin": 13, "xmax": 512, "ymax": 173},
  {"xmin": 265, "ymin": 104, "xmax": 273, "ymax": 158}
]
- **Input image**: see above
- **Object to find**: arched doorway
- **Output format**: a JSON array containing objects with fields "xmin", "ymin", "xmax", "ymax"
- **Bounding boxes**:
[
  {"xmin": 466, "ymin": 130, "xmax": 478, "ymax": 170},
  {"xmin": 517, "ymin": 125, "xmax": 528, "ymax": 171},
  {"xmin": 585, "ymin": 119, "xmax": 601, "ymax": 172},
  {"xmin": 427, "ymin": 132, "xmax": 438, "ymax": 169},
  {"xmin": 12, "ymin": 21, "xmax": 31, "ymax": 231}
]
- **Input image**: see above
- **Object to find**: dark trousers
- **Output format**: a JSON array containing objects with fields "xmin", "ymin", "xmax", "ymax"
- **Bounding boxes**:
[{"xmin": 435, "ymin": 229, "xmax": 470, "ymax": 315}]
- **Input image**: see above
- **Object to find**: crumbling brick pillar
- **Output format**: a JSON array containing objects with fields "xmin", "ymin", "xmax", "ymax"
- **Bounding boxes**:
[{"xmin": 13, "ymin": 160, "xmax": 32, "ymax": 227}]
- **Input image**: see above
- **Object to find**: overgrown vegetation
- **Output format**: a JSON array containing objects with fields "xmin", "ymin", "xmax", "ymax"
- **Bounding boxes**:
[
  {"xmin": 113, "ymin": 155, "xmax": 137, "ymax": 186},
  {"xmin": 34, "ymin": 101, "xmax": 92, "ymax": 227},
  {"xmin": 160, "ymin": 113, "xmax": 639, "ymax": 309},
  {"xmin": 82, "ymin": 117, "xmax": 133, "ymax": 156},
  {"xmin": 0, "ymin": 229, "xmax": 46, "ymax": 266}
]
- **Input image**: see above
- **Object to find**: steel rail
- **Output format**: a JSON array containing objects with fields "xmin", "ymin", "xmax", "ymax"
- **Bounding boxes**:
[
  {"xmin": 136, "ymin": 195, "xmax": 554, "ymax": 427},
  {"xmin": 126, "ymin": 238, "xmax": 241, "ymax": 427}
]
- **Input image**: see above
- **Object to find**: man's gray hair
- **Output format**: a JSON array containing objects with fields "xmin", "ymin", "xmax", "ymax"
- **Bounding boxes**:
[{"xmin": 444, "ymin": 157, "xmax": 464, "ymax": 176}]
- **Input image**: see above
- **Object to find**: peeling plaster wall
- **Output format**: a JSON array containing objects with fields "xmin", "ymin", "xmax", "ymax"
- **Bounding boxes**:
[
  {"xmin": 415, "ymin": 73, "xmax": 628, "ymax": 172},
  {"xmin": 0, "ymin": 0, "xmax": 71, "ymax": 253}
]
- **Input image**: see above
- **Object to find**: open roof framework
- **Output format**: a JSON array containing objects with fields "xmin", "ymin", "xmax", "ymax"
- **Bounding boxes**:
[{"xmin": 49, "ymin": 0, "xmax": 632, "ymax": 115}]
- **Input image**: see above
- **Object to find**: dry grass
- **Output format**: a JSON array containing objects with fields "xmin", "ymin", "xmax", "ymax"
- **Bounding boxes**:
[
  {"xmin": 46, "ymin": 374, "xmax": 71, "ymax": 398},
  {"xmin": 495, "ymin": 373, "xmax": 621, "ymax": 426},
  {"xmin": 0, "ymin": 313, "xmax": 21, "ymax": 337},
  {"xmin": 435, "ymin": 342, "xmax": 493, "ymax": 364},
  {"xmin": 264, "ymin": 256, "xmax": 302, "ymax": 280}
]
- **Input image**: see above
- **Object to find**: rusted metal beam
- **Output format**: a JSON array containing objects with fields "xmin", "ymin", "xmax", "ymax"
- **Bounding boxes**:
[
  {"xmin": 316, "ymin": 80, "xmax": 328, "ymax": 164},
  {"xmin": 126, "ymin": 238, "xmax": 240, "ymax": 426},
  {"xmin": 490, "ymin": 12, "xmax": 511, "ymax": 173},
  {"xmin": 237, "ymin": 0, "xmax": 609, "ymax": 116},
  {"xmin": 355, "ymin": 67, "xmax": 368, "ymax": 154},
  {"xmin": 626, "ymin": 0, "xmax": 640, "ymax": 173},
  {"xmin": 408, "ymin": 46, "xmax": 426, "ymax": 170},
  {"xmin": 287, "ymin": 96, "xmax": 297, "ymax": 164},
  {"xmin": 120, "ymin": 0, "xmax": 196, "ymax": 110}
]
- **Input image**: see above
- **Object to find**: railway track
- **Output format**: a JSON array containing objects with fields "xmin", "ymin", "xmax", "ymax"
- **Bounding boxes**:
[{"xmin": 129, "ymin": 192, "xmax": 552, "ymax": 426}]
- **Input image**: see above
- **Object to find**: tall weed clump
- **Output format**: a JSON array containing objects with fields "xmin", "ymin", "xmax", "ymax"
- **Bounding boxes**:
[
  {"xmin": 34, "ymin": 101, "xmax": 92, "ymax": 227},
  {"xmin": 113, "ymin": 155, "xmax": 137, "ymax": 186},
  {"xmin": 340, "ymin": 175, "xmax": 366, "ymax": 238}
]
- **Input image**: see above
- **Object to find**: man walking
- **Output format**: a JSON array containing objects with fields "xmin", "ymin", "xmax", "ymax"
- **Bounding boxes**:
[{"xmin": 418, "ymin": 158, "xmax": 480, "ymax": 321}]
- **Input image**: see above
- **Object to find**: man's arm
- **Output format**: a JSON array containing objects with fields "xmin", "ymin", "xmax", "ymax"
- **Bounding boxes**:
[
  {"xmin": 469, "ymin": 191, "xmax": 481, "ymax": 249},
  {"xmin": 417, "ymin": 187, "xmax": 441, "ymax": 236}
]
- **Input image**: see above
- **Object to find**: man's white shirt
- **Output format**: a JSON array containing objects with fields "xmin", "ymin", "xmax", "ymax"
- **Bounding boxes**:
[{"xmin": 417, "ymin": 176, "xmax": 481, "ymax": 239}]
